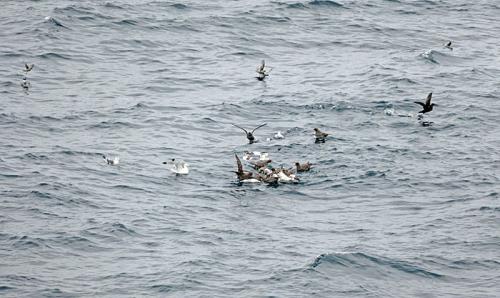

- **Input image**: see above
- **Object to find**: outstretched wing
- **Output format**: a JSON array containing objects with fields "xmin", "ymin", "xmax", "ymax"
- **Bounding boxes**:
[
  {"xmin": 232, "ymin": 124, "xmax": 248, "ymax": 134},
  {"xmin": 425, "ymin": 93, "xmax": 432, "ymax": 106},
  {"xmin": 414, "ymin": 101, "xmax": 425, "ymax": 107},
  {"xmin": 251, "ymin": 123, "xmax": 267, "ymax": 133},
  {"xmin": 234, "ymin": 153, "xmax": 243, "ymax": 173}
]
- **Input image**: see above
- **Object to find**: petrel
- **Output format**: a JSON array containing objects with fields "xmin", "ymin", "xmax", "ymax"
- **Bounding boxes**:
[
  {"xmin": 414, "ymin": 92, "xmax": 436, "ymax": 114},
  {"xmin": 256, "ymin": 60, "xmax": 271, "ymax": 81},
  {"xmin": 234, "ymin": 153, "xmax": 254, "ymax": 181},
  {"xmin": 232, "ymin": 123, "xmax": 267, "ymax": 144},
  {"xmin": 24, "ymin": 63, "xmax": 34, "ymax": 72},
  {"xmin": 444, "ymin": 41, "xmax": 453, "ymax": 50},
  {"xmin": 295, "ymin": 161, "xmax": 312, "ymax": 172},
  {"xmin": 314, "ymin": 128, "xmax": 329, "ymax": 143}
]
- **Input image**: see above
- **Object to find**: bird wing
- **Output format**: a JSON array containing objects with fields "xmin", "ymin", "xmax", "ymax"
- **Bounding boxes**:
[
  {"xmin": 232, "ymin": 124, "xmax": 248, "ymax": 134},
  {"xmin": 251, "ymin": 123, "xmax": 267, "ymax": 133},
  {"xmin": 425, "ymin": 93, "xmax": 432, "ymax": 106},
  {"xmin": 235, "ymin": 153, "xmax": 243, "ymax": 173},
  {"xmin": 414, "ymin": 101, "xmax": 425, "ymax": 107}
]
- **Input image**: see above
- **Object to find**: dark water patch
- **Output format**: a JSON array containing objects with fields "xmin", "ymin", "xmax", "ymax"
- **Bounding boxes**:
[
  {"xmin": 114, "ymin": 19, "xmax": 139, "ymax": 26},
  {"xmin": 0, "ymin": 286, "xmax": 14, "ymax": 291},
  {"xmin": 104, "ymin": 2, "xmax": 124, "ymax": 9},
  {"xmin": 10, "ymin": 235, "xmax": 52, "ymax": 249},
  {"xmin": 36, "ymin": 52, "xmax": 70, "ymax": 60},
  {"xmin": 88, "ymin": 120, "xmax": 141, "ymax": 129},
  {"xmin": 310, "ymin": 252, "xmax": 444, "ymax": 278},
  {"xmin": 309, "ymin": 0, "xmax": 344, "ymax": 8},
  {"xmin": 170, "ymin": 3, "xmax": 189, "ymax": 9}
]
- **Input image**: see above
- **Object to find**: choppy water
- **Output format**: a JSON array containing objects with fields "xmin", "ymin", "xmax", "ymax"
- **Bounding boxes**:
[{"xmin": 1, "ymin": 0, "xmax": 500, "ymax": 297}]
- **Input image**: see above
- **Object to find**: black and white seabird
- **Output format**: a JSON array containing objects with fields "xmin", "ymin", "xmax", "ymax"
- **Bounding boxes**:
[
  {"xmin": 21, "ymin": 77, "xmax": 30, "ymax": 89},
  {"xmin": 103, "ymin": 155, "xmax": 120, "ymax": 165},
  {"xmin": 232, "ymin": 123, "xmax": 267, "ymax": 144},
  {"xmin": 24, "ymin": 63, "xmax": 34, "ymax": 73},
  {"xmin": 256, "ymin": 60, "xmax": 271, "ymax": 81},
  {"xmin": 414, "ymin": 92, "xmax": 436, "ymax": 114}
]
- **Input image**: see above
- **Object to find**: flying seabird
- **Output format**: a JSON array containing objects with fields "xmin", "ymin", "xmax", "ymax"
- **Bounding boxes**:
[
  {"xmin": 314, "ymin": 128, "xmax": 329, "ymax": 143},
  {"xmin": 24, "ymin": 63, "xmax": 34, "ymax": 73},
  {"xmin": 232, "ymin": 123, "xmax": 267, "ymax": 144},
  {"xmin": 444, "ymin": 41, "xmax": 453, "ymax": 50},
  {"xmin": 414, "ymin": 92, "xmax": 436, "ymax": 114},
  {"xmin": 295, "ymin": 161, "xmax": 312, "ymax": 172},
  {"xmin": 103, "ymin": 155, "xmax": 120, "ymax": 165},
  {"xmin": 163, "ymin": 158, "xmax": 189, "ymax": 175}
]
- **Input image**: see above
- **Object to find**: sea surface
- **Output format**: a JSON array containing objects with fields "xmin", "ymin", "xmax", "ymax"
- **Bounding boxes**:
[{"xmin": 1, "ymin": 0, "xmax": 499, "ymax": 297}]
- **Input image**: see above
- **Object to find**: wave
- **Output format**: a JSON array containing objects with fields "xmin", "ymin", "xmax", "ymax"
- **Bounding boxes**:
[
  {"xmin": 275, "ymin": 0, "xmax": 344, "ymax": 9},
  {"xmin": 310, "ymin": 252, "xmax": 444, "ymax": 279}
]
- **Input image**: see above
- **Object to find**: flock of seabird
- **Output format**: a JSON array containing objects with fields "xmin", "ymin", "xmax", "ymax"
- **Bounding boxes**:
[{"xmin": 21, "ymin": 41, "xmax": 448, "ymax": 185}]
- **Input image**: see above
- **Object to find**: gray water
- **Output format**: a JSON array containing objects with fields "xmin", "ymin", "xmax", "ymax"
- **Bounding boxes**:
[{"xmin": 1, "ymin": 0, "xmax": 499, "ymax": 297}]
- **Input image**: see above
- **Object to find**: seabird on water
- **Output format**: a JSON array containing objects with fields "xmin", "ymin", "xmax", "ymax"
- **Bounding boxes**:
[
  {"xmin": 103, "ymin": 155, "xmax": 120, "ymax": 165},
  {"xmin": 256, "ymin": 60, "xmax": 271, "ymax": 81},
  {"xmin": 163, "ymin": 158, "xmax": 189, "ymax": 175},
  {"xmin": 314, "ymin": 128, "xmax": 329, "ymax": 143},
  {"xmin": 273, "ymin": 131, "xmax": 284, "ymax": 139},
  {"xmin": 21, "ymin": 77, "xmax": 30, "ymax": 89},
  {"xmin": 250, "ymin": 159, "xmax": 272, "ymax": 170},
  {"xmin": 232, "ymin": 123, "xmax": 267, "ymax": 144},
  {"xmin": 414, "ymin": 92, "xmax": 436, "ymax": 114},
  {"xmin": 234, "ymin": 153, "xmax": 254, "ymax": 181},
  {"xmin": 295, "ymin": 161, "xmax": 312, "ymax": 172}
]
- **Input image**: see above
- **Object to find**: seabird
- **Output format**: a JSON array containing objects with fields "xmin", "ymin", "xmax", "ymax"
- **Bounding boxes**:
[
  {"xmin": 21, "ymin": 77, "xmax": 30, "ymax": 89},
  {"xmin": 273, "ymin": 131, "xmax": 284, "ymax": 139},
  {"xmin": 103, "ymin": 155, "xmax": 120, "ymax": 165},
  {"xmin": 24, "ymin": 63, "xmax": 34, "ymax": 73},
  {"xmin": 275, "ymin": 168, "xmax": 299, "ymax": 183},
  {"xmin": 234, "ymin": 153, "xmax": 254, "ymax": 181},
  {"xmin": 243, "ymin": 151, "xmax": 269, "ymax": 161},
  {"xmin": 295, "ymin": 161, "xmax": 312, "ymax": 172},
  {"xmin": 250, "ymin": 159, "xmax": 272, "ymax": 170},
  {"xmin": 257, "ymin": 173, "xmax": 279, "ymax": 186},
  {"xmin": 232, "ymin": 123, "xmax": 267, "ymax": 144},
  {"xmin": 414, "ymin": 92, "xmax": 436, "ymax": 114},
  {"xmin": 256, "ymin": 60, "xmax": 271, "ymax": 81},
  {"xmin": 163, "ymin": 158, "xmax": 189, "ymax": 175},
  {"xmin": 444, "ymin": 41, "xmax": 453, "ymax": 50},
  {"xmin": 314, "ymin": 128, "xmax": 329, "ymax": 143}
]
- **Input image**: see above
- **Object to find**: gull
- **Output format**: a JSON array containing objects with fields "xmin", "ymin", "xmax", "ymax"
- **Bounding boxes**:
[{"xmin": 163, "ymin": 158, "xmax": 189, "ymax": 175}]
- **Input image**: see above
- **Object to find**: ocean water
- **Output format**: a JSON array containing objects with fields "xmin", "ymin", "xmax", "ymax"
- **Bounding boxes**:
[{"xmin": 1, "ymin": 0, "xmax": 499, "ymax": 297}]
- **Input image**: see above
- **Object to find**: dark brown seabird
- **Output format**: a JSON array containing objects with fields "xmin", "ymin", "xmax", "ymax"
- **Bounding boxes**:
[
  {"xmin": 414, "ymin": 92, "xmax": 436, "ymax": 114},
  {"xmin": 295, "ymin": 161, "xmax": 312, "ymax": 172},
  {"xmin": 232, "ymin": 123, "xmax": 267, "ymax": 144},
  {"xmin": 234, "ymin": 153, "xmax": 254, "ymax": 181}
]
